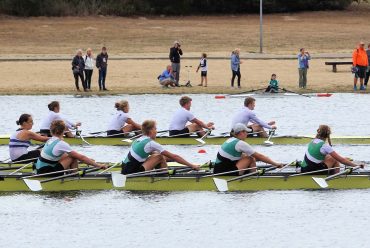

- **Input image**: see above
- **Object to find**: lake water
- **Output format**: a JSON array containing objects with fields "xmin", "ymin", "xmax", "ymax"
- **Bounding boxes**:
[{"xmin": 1, "ymin": 94, "xmax": 370, "ymax": 247}]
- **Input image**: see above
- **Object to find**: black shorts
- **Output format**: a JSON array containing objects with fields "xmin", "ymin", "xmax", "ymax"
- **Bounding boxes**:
[
  {"xmin": 36, "ymin": 163, "xmax": 65, "ymax": 176},
  {"xmin": 355, "ymin": 65, "xmax": 367, "ymax": 79},
  {"xmin": 121, "ymin": 153, "xmax": 145, "ymax": 175},
  {"xmin": 201, "ymin": 71, "xmax": 207, "ymax": 77},
  {"xmin": 169, "ymin": 127, "xmax": 190, "ymax": 137},
  {"xmin": 213, "ymin": 153, "xmax": 239, "ymax": 176},
  {"xmin": 107, "ymin": 130, "xmax": 127, "ymax": 138},
  {"xmin": 40, "ymin": 129, "xmax": 51, "ymax": 137},
  {"xmin": 300, "ymin": 155, "xmax": 328, "ymax": 174},
  {"xmin": 13, "ymin": 149, "xmax": 40, "ymax": 163}
]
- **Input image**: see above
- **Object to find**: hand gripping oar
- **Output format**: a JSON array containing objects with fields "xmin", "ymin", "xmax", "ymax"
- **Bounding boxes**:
[
  {"xmin": 279, "ymin": 87, "xmax": 311, "ymax": 98},
  {"xmin": 213, "ymin": 166, "xmax": 277, "ymax": 192},
  {"xmin": 312, "ymin": 165, "xmax": 361, "ymax": 188},
  {"xmin": 23, "ymin": 167, "xmax": 100, "ymax": 191}
]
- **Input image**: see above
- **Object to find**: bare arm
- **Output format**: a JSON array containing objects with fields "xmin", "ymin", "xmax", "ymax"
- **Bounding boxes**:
[
  {"xmin": 329, "ymin": 151, "xmax": 361, "ymax": 167},
  {"xmin": 126, "ymin": 118, "xmax": 142, "ymax": 130},
  {"xmin": 191, "ymin": 118, "xmax": 214, "ymax": 129},
  {"xmin": 68, "ymin": 151, "xmax": 106, "ymax": 168},
  {"xmin": 161, "ymin": 150, "xmax": 198, "ymax": 170},
  {"xmin": 26, "ymin": 131, "xmax": 50, "ymax": 142},
  {"xmin": 251, "ymin": 152, "xmax": 282, "ymax": 167}
]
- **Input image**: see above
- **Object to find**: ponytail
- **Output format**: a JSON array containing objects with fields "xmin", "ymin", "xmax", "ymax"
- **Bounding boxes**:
[{"xmin": 316, "ymin": 125, "xmax": 332, "ymax": 146}]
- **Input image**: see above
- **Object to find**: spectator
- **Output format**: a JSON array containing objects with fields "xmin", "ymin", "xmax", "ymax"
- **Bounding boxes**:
[
  {"xmin": 298, "ymin": 48, "xmax": 311, "ymax": 89},
  {"xmin": 364, "ymin": 43, "xmax": 370, "ymax": 89},
  {"xmin": 96, "ymin": 47, "xmax": 109, "ymax": 91},
  {"xmin": 84, "ymin": 48, "xmax": 94, "ymax": 91},
  {"xmin": 158, "ymin": 65, "xmax": 176, "ymax": 88},
  {"xmin": 231, "ymin": 48, "xmax": 242, "ymax": 88},
  {"xmin": 352, "ymin": 41, "xmax": 368, "ymax": 91},
  {"xmin": 71, "ymin": 49, "xmax": 86, "ymax": 92},
  {"xmin": 265, "ymin": 73, "xmax": 279, "ymax": 93},
  {"xmin": 196, "ymin": 53, "xmax": 208, "ymax": 87},
  {"xmin": 169, "ymin": 41, "xmax": 183, "ymax": 86}
]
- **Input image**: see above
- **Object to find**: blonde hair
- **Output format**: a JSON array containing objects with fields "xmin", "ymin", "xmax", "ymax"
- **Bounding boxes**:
[
  {"xmin": 142, "ymin": 120, "xmax": 156, "ymax": 135},
  {"xmin": 50, "ymin": 120, "xmax": 66, "ymax": 136},
  {"xmin": 316, "ymin": 125, "xmax": 332, "ymax": 146},
  {"xmin": 114, "ymin": 100, "xmax": 129, "ymax": 111}
]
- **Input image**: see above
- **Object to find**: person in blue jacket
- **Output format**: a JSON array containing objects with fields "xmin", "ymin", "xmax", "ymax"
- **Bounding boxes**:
[
  {"xmin": 231, "ymin": 48, "xmax": 242, "ymax": 88},
  {"xmin": 158, "ymin": 65, "xmax": 176, "ymax": 88}
]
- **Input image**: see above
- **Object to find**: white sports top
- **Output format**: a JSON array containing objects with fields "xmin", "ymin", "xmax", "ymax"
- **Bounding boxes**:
[
  {"xmin": 169, "ymin": 107, "xmax": 195, "ymax": 131},
  {"xmin": 231, "ymin": 107, "xmax": 271, "ymax": 130},
  {"xmin": 107, "ymin": 110, "xmax": 130, "ymax": 131},
  {"xmin": 40, "ymin": 111, "xmax": 74, "ymax": 130}
]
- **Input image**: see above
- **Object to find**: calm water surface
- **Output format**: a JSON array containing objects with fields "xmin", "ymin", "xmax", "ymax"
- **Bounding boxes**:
[{"xmin": 1, "ymin": 94, "xmax": 370, "ymax": 247}]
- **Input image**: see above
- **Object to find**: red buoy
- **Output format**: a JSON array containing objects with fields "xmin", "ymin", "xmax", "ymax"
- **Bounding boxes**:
[
  {"xmin": 198, "ymin": 149, "xmax": 207, "ymax": 154},
  {"xmin": 215, "ymin": 95, "xmax": 226, "ymax": 99},
  {"xmin": 317, "ymin": 93, "xmax": 332, "ymax": 97}
]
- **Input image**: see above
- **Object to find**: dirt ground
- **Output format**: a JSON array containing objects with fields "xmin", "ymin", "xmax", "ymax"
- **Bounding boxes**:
[{"xmin": 0, "ymin": 8, "xmax": 369, "ymax": 94}]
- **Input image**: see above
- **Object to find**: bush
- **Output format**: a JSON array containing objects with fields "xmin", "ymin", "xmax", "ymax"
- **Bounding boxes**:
[{"xmin": 0, "ymin": 0, "xmax": 354, "ymax": 16}]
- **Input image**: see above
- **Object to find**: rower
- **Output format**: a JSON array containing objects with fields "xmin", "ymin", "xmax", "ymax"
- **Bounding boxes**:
[
  {"xmin": 35, "ymin": 120, "xmax": 106, "ymax": 174},
  {"xmin": 231, "ymin": 97, "xmax": 276, "ymax": 138},
  {"xmin": 122, "ymin": 120, "xmax": 199, "ymax": 174},
  {"xmin": 169, "ymin": 96, "xmax": 214, "ymax": 137},
  {"xmin": 301, "ymin": 125, "xmax": 363, "ymax": 174},
  {"xmin": 213, "ymin": 123, "xmax": 283, "ymax": 176},
  {"xmin": 39, "ymin": 101, "xmax": 81, "ymax": 138},
  {"xmin": 107, "ymin": 100, "xmax": 141, "ymax": 137},
  {"xmin": 9, "ymin": 114, "xmax": 50, "ymax": 163}
]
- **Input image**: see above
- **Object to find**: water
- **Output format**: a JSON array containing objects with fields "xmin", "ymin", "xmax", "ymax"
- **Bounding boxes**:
[
  {"xmin": 1, "ymin": 93, "xmax": 370, "ymax": 135},
  {"xmin": 1, "ymin": 93, "xmax": 370, "ymax": 247}
]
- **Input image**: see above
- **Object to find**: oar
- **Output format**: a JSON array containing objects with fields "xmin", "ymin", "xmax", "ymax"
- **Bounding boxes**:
[
  {"xmin": 167, "ymin": 130, "xmax": 204, "ymax": 138},
  {"xmin": 89, "ymin": 130, "xmax": 107, "ymax": 135},
  {"xmin": 23, "ymin": 167, "xmax": 100, "ymax": 191},
  {"xmin": 122, "ymin": 133, "xmax": 143, "ymax": 143},
  {"xmin": 111, "ymin": 167, "xmax": 169, "ymax": 188},
  {"xmin": 9, "ymin": 162, "xmax": 33, "ymax": 175},
  {"xmin": 264, "ymin": 130, "xmax": 275, "ymax": 146},
  {"xmin": 312, "ymin": 166, "xmax": 361, "ymax": 188},
  {"xmin": 213, "ymin": 166, "xmax": 277, "ymax": 192},
  {"xmin": 279, "ymin": 87, "xmax": 311, "ymax": 98},
  {"xmin": 75, "ymin": 128, "xmax": 92, "ymax": 146},
  {"xmin": 195, "ymin": 130, "xmax": 211, "ymax": 145}
]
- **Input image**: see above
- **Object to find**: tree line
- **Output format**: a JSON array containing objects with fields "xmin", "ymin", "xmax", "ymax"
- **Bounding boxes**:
[{"xmin": 0, "ymin": 0, "xmax": 356, "ymax": 16}]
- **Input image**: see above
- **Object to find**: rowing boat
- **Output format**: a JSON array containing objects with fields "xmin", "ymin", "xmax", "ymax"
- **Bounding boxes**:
[
  {"xmin": 1, "ymin": 135, "xmax": 370, "ymax": 146},
  {"xmin": 1, "ymin": 169, "xmax": 369, "ymax": 192}
]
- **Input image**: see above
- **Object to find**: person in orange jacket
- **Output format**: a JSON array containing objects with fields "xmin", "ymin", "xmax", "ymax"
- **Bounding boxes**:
[{"xmin": 352, "ymin": 41, "xmax": 369, "ymax": 91}]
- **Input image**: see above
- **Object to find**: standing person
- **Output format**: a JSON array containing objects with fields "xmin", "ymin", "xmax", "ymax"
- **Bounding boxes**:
[
  {"xmin": 196, "ymin": 53, "xmax": 208, "ymax": 87},
  {"xmin": 121, "ymin": 120, "xmax": 199, "ymax": 175},
  {"xmin": 352, "ymin": 41, "xmax": 369, "ymax": 91},
  {"xmin": 107, "ymin": 100, "xmax": 142, "ymax": 137},
  {"xmin": 231, "ymin": 97, "xmax": 276, "ymax": 138},
  {"xmin": 71, "ymin": 49, "xmax": 86, "ymax": 92},
  {"xmin": 169, "ymin": 41, "xmax": 183, "ymax": 86},
  {"xmin": 213, "ymin": 123, "xmax": 283, "ymax": 176},
  {"xmin": 300, "ymin": 125, "xmax": 363, "ymax": 174},
  {"xmin": 36, "ymin": 120, "xmax": 106, "ymax": 175},
  {"xmin": 265, "ymin": 73, "xmax": 279, "ymax": 93},
  {"xmin": 158, "ymin": 65, "xmax": 176, "ymax": 88},
  {"xmin": 298, "ymin": 48, "xmax": 311, "ymax": 89},
  {"xmin": 9, "ymin": 114, "xmax": 49, "ymax": 163},
  {"xmin": 84, "ymin": 48, "xmax": 94, "ymax": 91},
  {"xmin": 169, "ymin": 96, "xmax": 214, "ymax": 137},
  {"xmin": 39, "ymin": 101, "xmax": 81, "ymax": 138},
  {"xmin": 231, "ymin": 48, "xmax": 242, "ymax": 88},
  {"xmin": 96, "ymin": 46, "xmax": 109, "ymax": 91},
  {"xmin": 365, "ymin": 43, "xmax": 370, "ymax": 89}
]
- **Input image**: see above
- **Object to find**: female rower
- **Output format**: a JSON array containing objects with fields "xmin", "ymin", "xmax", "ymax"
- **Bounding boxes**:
[
  {"xmin": 301, "ymin": 125, "xmax": 363, "ymax": 174},
  {"xmin": 122, "ymin": 120, "xmax": 199, "ymax": 174},
  {"xmin": 9, "ymin": 114, "xmax": 49, "ymax": 163},
  {"xmin": 213, "ymin": 123, "xmax": 283, "ymax": 176},
  {"xmin": 35, "ymin": 120, "xmax": 106, "ymax": 174},
  {"xmin": 107, "ymin": 100, "xmax": 141, "ymax": 137}
]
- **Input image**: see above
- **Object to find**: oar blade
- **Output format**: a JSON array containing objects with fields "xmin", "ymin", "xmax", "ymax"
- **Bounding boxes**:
[
  {"xmin": 213, "ymin": 178, "xmax": 229, "ymax": 192},
  {"xmin": 23, "ymin": 179, "xmax": 42, "ymax": 191},
  {"xmin": 122, "ymin": 139, "xmax": 133, "ymax": 143},
  {"xmin": 111, "ymin": 173, "xmax": 126, "ymax": 188},
  {"xmin": 264, "ymin": 141, "xmax": 274, "ymax": 146},
  {"xmin": 195, "ymin": 138, "xmax": 206, "ymax": 144},
  {"xmin": 312, "ymin": 177, "xmax": 328, "ymax": 188}
]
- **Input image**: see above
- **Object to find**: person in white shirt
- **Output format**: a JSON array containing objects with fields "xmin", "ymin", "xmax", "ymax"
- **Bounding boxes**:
[
  {"xmin": 213, "ymin": 123, "xmax": 282, "ymax": 176},
  {"xmin": 39, "ymin": 101, "xmax": 81, "ymax": 138},
  {"xmin": 169, "ymin": 96, "xmax": 214, "ymax": 137},
  {"xmin": 231, "ymin": 97, "xmax": 276, "ymax": 138},
  {"xmin": 84, "ymin": 48, "xmax": 94, "ymax": 91},
  {"xmin": 196, "ymin": 53, "xmax": 208, "ymax": 87},
  {"xmin": 107, "ymin": 100, "xmax": 141, "ymax": 137}
]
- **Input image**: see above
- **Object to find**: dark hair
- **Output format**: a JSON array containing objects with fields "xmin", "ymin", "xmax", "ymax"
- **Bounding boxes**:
[
  {"xmin": 50, "ymin": 120, "xmax": 66, "ymax": 136},
  {"xmin": 244, "ymin": 97, "xmax": 255, "ymax": 107},
  {"xmin": 271, "ymin": 73, "xmax": 276, "ymax": 77},
  {"xmin": 16, "ymin": 114, "xmax": 31, "ymax": 125},
  {"xmin": 202, "ymin": 53, "xmax": 207, "ymax": 58},
  {"xmin": 102, "ymin": 46, "xmax": 107, "ymax": 50},
  {"xmin": 300, "ymin": 48, "xmax": 304, "ymax": 52},
  {"xmin": 48, "ymin": 101, "xmax": 59, "ymax": 111},
  {"xmin": 179, "ymin": 96, "xmax": 192, "ymax": 106}
]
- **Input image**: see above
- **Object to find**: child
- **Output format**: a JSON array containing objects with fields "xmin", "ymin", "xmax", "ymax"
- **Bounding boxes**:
[
  {"xmin": 265, "ymin": 74, "xmax": 279, "ymax": 93},
  {"xmin": 196, "ymin": 53, "xmax": 208, "ymax": 87}
]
